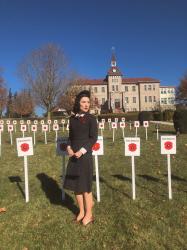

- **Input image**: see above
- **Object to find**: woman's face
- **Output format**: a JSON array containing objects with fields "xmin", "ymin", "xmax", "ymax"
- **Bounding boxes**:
[{"xmin": 79, "ymin": 97, "xmax": 90, "ymax": 112}]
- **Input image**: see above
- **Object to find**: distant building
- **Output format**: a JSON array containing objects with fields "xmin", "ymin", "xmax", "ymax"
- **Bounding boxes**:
[
  {"xmin": 51, "ymin": 107, "xmax": 68, "ymax": 116},
  {"xmin": 80, "ymin": 53, "xmax": 160, "ymax": 113},
  {"xmin": 60, "ymin": 52, "xmax": 176, "ymax": 114},
  {"xmin": 159, "ymin": 86, "xmax": 176, "ymax": 110}
]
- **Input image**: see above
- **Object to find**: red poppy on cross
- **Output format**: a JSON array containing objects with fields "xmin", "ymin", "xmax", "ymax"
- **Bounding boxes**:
[
  {"xmin": 21, "ymin": 143, "xmax": 29, "ymax": 152},
  {"xmin": 128, "ymin": 143, "xmax": 137, "ymax": 152},
  {"xmin": 164, "ymin": 141, "xmax": 173, "ymax": 150}
]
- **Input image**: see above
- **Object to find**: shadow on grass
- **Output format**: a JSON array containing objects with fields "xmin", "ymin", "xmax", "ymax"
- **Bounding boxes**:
[
  {"xmin": 93, "ymin": 175, "xmax": 131, "ymax": 199},
  {"xmin": 8, "ymin": 176, "xmax": 25, "ymax": 199},
  {"xmin": 37, "ymin": 173, "xmax": 78, "ymax": 215},
  {"xmin": 112, "ymin": 174, "xmax": 168, "ymax": 198},
  {"xmin": 163, "ymin": 174, "xmax": 187, "ymax": 183},
  {"xmin": 111, "ymin": 174, "xmax": 131, "ymax": 182},
  {"xmin": 138, "ymin": 174, "xmax": 160, "ymax": 182}
]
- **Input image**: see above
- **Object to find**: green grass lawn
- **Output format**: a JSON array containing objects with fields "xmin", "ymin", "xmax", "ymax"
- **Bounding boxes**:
[{"xmin": 0, "ymin": 124, "xmax": 187, "ymax": 250}]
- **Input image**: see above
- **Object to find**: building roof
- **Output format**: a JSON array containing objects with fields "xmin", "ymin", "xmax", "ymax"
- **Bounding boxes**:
[
  {"xmin": 160, "ymin": 86, "xmax": 176, "ymax": 88},
  {"xmin": 82, "ymin": 79, "xmax": 108, "ymax": 85},
  {"xmin": 81, "ymin": 77, "xmax": 160, "ymax": 86},
  {"xmin": 51, "ymin": 107, "xmax": 67, "ymax": 112},
  {"xmin": 122, "ymin": 77, "xmax": 160, "ymax": 84}
]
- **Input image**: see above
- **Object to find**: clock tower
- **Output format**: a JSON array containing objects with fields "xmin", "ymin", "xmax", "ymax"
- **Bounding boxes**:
[
  {"xmin": 107, "ymin": 51, "xmax": 123, "ymax": 112},
  {"xmin": 111, "ymin": 53, "xmax": 117, "ymax": 67}
]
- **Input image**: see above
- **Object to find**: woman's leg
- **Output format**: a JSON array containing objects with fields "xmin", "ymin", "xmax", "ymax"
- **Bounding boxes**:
[
  {"xmin": 74, "ymin": 192, "xmax": 85, "ymax": 221},
  {"xmin": 82, "ymin": 192, "xmax": 94, "ymax": 224}
]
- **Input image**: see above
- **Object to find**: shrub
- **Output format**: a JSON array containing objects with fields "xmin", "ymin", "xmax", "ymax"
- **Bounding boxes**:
[
  {"xmin": 163, "ymin": 110, "xmax": 175, "ymax": 121},
  {"xmin": 173, "ymin": 109, "xmax": 187, "ymax": 134},
  {"xmin": 138, "ymin": 111, "xmax": 153, "ymax": 125},
  {"xmin": 153, "ymin": 111, "xmax": 164, "ymax": 121}
]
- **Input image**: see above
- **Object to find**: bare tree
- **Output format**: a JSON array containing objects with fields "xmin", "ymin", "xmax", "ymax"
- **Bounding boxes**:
[
  {"xmin": 58, "ymin": 78, "xmax": 85, "ymax": 113},
  {"xmin": 177, "ymin": 73, "xmax": 187, "ymax": 99},
  {"xmin": 13, "ymin": 89, "xmax": 35, "ymax": 118},
  {"xmin": 18, "ymin": 43, "xmax": 70, "ymax": 118},
  {"xmin": 0, "ymin": 68, "xmax": 7, "ymax": 117},
  {"xmin": 58, "ymin": 78, "xmax": 96, "ymax": 114}
]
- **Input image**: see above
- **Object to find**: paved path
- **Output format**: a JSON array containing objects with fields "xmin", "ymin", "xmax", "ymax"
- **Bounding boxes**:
[{"xmin": 150, "ymin": 121, "xmax": 174, "ymax": 126}]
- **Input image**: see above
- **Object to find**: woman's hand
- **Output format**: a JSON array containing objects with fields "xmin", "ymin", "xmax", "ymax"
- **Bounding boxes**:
[
  {"xmin": 67, "ymin": 147, "xmax": 74, "ymax": 157},
  {"xmin": 74, "ymin": 150, "xmax": 83, "ymax": 159}
]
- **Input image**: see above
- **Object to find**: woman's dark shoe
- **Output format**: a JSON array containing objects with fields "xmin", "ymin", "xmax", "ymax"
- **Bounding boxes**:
[
  {"xmin": 82, "ymin": 216, "xmax": 94, "ymax": 226},
  {"xmin": 73, "ymin": 214, "xmax": 84, "ymax": 224}
]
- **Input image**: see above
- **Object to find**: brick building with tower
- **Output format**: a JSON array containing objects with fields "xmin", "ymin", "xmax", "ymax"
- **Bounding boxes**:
[
  {"xmin": 59, "ymin": 52, "xmax": 176, "ymax": 115},
  {"xmin": 80, "ymin": 53, "xmax": 161, "ymax": 114}
]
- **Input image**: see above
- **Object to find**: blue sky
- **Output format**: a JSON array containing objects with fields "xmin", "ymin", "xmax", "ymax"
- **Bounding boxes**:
[{"xmin": 0, "ymin": 0, "xmax": 187, "ymax": 114}]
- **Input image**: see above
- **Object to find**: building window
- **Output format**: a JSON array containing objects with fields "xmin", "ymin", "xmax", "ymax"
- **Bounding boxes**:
[
  {"xmin": 168, "ymin": 97, "xmax": 175, "ymax": 104},
  {"xmin": 144, "ymin": 85, "xmax": 147, "ymax": 91},
  {"xmin": 94, "ymin": 87, "xmax": 97, "ymax": 93},
  {"xmin": 145, "ymin": 96, "xmax": 147, "ymax": 103},
  {"xmin": 112, "ymin": 85, "xmax": 115, "ymax": 91},
  {"xmin": 153, "ymin": 96, "xmax": 156, "ymax": 102},
  {"xmin": 161, "ymin": 98, "xmax": 167, "ymax": 104},
  {"xmin": 148, "ymin": 85, "xmax": 152, "ymax": 90},
  {"xmin": 125, "ymin": 97, "xmax": 129, "ymax": 103},
  {"xmin": 112, "ymin": 78, "xmax": 118, "ymax": 83},
  {"xmin": 125, "ymin": 86, "xmax": 128, "ymax": 92},
  {"xmin": 153, "ymin": 85, "xmax": 155, "ymax": 90},
  {"xmin": 102, "ymin": 87, "xmax": 105, "ymax": 92},
  {"xmin": 161, "ymin": 90, "xmax": 163, "ymax": 94},
  {"xmin": 133, "ymin": 97, "xmax": 136, "ymax": 103},
  {"xmin": 116, "ymin": 85, "xmax": 118, "ymax": 91},
  {"xmin": 102, "ymin": 98, "xmax": 105, "ymax": 105},
  {"xmin": 133, "ymin": 108, "xmax": 137, "ymax": 111},
  {"xmin": 132, "ymin": 86, "xmax": 136, "ymax": 91},
  {"xmin": 149, "ymin": 96, "xmax": 152, "ymax": 102}
]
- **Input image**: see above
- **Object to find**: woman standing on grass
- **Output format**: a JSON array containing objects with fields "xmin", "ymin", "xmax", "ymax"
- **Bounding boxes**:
[{"xmin": 63, "ymin": 90, "xmax": 98, "ymax": 226}]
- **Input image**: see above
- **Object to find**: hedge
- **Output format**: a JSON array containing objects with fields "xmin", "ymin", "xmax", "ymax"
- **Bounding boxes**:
[{"xmin": 173, "ymin": 109, "xmax": 187, "ymax": 134}]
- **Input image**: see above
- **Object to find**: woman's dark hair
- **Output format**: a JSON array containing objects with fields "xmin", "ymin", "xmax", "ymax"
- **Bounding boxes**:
[{"xmin": 73, "ymin": 90, "xmax": 91, "ymax": 114}]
